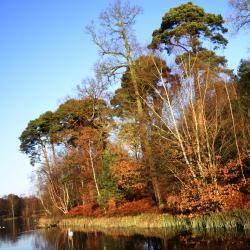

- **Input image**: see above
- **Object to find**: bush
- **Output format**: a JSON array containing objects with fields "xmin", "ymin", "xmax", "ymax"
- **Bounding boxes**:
[{"xmin": 107, "ymin": 198, "xmax": 157, "ymax": 216}]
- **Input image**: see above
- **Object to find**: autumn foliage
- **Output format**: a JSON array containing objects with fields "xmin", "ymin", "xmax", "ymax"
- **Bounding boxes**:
[
  {"xmin": 166, "ymin": 155, "xmax": 250, "ymax": 215},
  {"xmin": 68, "ymin": 198, "xmax": 157, "ymax": 217},
  {"xmin": 19, "ymin": 1, "xmax": 250, "ymax": 218},
  {"xmin": 110, "ymin": 160, "xmax": 147, "ymax": 197}
]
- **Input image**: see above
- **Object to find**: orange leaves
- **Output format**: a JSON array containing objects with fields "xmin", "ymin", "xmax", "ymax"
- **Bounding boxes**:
[
  {"xmin": 67, "ymin": 198, "xmax": 156, "ymax": 217},
  {"xmin": 166, "ymin": 177, "xmax": 250, "ymax": 215},
  {"xmin": 107, "ymin": 198, "xmax": 156, "ymax": 216},
  {"xmin": 163, "ymin": 154, "xmax": 250, "ymax": 215},
  {"xmin": 107, "ymin": 198, "xmax": 116, "ymax": 210},
  {"xmin": 67, "ymin": 204, "xmax": 94, "ymax": 217},
  {"xmin": 110, "ymin": 160, "xmax": 147, "ymax": 195}
]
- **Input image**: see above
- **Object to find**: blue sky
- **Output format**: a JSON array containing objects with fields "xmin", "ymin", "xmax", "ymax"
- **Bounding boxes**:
[{"xmin": 0, "ymin": 0, "xmax": 249, "ymax": 196}]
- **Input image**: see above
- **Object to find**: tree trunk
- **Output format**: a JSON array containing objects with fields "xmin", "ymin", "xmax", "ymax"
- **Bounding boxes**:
[
  {"xmin": 120, "ymin": 24, "xmax": 163, "ymax": 206},
  {"xmin": 10, "ymin": 197, "xmax": 15, "ymax": 219},
  {"xmin": 129, "ymin": 62, "xmax": 163, "ymax": 206},
  {"xmin": 88, "ymin": 140, "xmax": 101, "ymax": 197}
]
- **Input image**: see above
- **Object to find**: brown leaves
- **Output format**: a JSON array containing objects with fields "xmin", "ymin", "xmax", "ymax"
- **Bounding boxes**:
[
  {"xmin": 108, "ymin": 198, "xmax": 156, "ymax": 216},
  {"xmin": 165, "ymin": 155, "xmax": 250, "ymax": 215},
  {"xmin": 110, "ymin": 160, "xmax": 147, "ymax": 195},
  {"xmin": 68, "ymin": 198, "xmax": 156, "ymax": 217}
]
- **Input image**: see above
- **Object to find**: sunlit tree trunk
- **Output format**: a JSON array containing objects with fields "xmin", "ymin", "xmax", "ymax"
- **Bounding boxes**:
[{"xmin": 87, "ymin": 1, "xmax": 163, "ymax": 206}]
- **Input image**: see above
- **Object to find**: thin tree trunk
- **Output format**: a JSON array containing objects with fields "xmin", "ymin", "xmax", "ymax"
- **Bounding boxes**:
[
  {"xmin": 88, "ymin": 140, "xmax": 101, "ymax": 197},
  {"xmin": 10, "ymin": 197, "xmax": 15, "ymax": 219},
  {"xmin": 224, "ymin": 81, "xmax": 246, "ymax": 183}
]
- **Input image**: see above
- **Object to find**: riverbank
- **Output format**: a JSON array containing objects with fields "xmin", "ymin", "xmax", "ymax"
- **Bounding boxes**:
[
  {"xmin": 1, "ymin": 214, "xmax": 41, "ymax": 222},
  {"xmin": 38, "ymin": 210, "xmax": 250, "ymax": 233}
]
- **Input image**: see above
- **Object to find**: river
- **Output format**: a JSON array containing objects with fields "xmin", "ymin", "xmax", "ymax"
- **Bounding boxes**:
[{"xmin": 0, "ymin": 218, "xmax": 249, "ymax": 249}]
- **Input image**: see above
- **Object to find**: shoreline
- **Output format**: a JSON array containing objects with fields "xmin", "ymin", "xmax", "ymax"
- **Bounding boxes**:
[{"xmin": 38, "ymin": 210, "xmax": 250, "ymax": 233}]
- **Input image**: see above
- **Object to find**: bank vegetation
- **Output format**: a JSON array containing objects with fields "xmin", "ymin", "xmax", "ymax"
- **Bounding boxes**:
[{"xmin": 20, "ymin": 1, "xmax": 250, "ymax": 222}]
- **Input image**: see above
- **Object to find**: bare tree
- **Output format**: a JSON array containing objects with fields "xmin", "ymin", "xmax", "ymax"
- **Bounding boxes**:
[
  {"xmin": 86, "ymin": 1, "xmax": 142, "ymax": 79},
  {"xmin": 142, "ymin": 52, "xmax": 243, "ymax": 193},
  {"xmin": 229, "ymin": 0, "xmax": 250, "ymax": 31}
]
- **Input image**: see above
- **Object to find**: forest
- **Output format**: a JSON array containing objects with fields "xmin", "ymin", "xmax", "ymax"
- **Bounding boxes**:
[
  {"xmin": 19, "ymin": 1, "xmax": 250, "ymax": 217},
  {"xmin": 0, "ymin": 195, "xmax": 41, "ymax": 218}
]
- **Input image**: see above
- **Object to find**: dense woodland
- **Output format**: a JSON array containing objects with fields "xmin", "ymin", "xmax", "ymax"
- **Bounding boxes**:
[
  {"xmin": 19, "ymin": 1, "xmax": 250, "ymax": 216},
  {"xmin": 0, "ymin": 195, "xmax": 41, "ymax": 218}
]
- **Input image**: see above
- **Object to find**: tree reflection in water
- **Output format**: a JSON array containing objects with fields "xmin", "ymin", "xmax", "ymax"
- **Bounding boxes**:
[
  {"xmin": 0, "ymin": 217, "xmax": 35, "ymax": 244},
  {"xmin": 33, "ymin": 229, "xmax": 165, "ymax": 250},
  {"xmin": 0, "ymin": 219, "xmax": 250, "ymax": 250},
  {"xmin": 31, "ymin": 228, "xmax": 250, "ymax": 250}
]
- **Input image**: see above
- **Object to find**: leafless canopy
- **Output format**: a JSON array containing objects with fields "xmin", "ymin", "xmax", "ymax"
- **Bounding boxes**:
[
  {"xmin": 229, "ymin": 0, "xmax": 250, "ymax": 31},
  {"xmin": 86, "ymin": 1, "xmax": 142, "ymax": 79}
]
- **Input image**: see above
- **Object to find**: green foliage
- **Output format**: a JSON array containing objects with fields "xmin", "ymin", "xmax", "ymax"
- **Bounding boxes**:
[
  {"xmin": 237, "ymin": 59, "xmax": 250, "ymax": 97},
  {"xmin": 20, "ymin": 97, "xmax": 111, "ymax": 165},
  {"xmin": 97, "ymin": 149, "xmax": 124, "ymax": 208},
  {"xmin": 111, "ymin": 55, "xmax": 169, "ymax": 118},
  {"xmin": 53, "ymin": 98, "xmax": 112, "ymax": 147},
  {"xmin": 233, "ymin": 60, "xmax": 250, "ymax": 124},
  {"xmin": 149, "ymin": 2, "xmax": 228, "ymax": 53},
  {"xmin": 54, "ymin": 98, "xmax": 111, "ymax": 131},
  {"xmin": 60, "ymin": 175, "xmax": 71, "ymax": 185},
  {"xmin": 19, "ymin": 1, "xmax": 250, "ymax": 217},
  {"xmin": 236, "ymin": 60, "xmax": 250, "ymax": 121},
  {"xmin": 19, "ymin": 111, "xmax": 56, "ymax": 165},
  {"xmin": 175, "ymin": 49, "xmax": 227, "ymax": 69},
  {"xmin": 234, "ymin": 59, "xmax": 250, "ymax": 149}
]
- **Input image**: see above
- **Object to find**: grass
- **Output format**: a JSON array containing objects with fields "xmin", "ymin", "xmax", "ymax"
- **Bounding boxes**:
[
  {"xmin": 190, "ymin": 210, "xmax": 250, "ymax": 232},
  {"xmin": 38, "ymin": 210, "xmax": 250, "ymax": 234}
]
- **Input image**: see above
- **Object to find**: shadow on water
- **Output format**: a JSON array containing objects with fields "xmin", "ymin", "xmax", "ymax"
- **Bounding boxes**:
[
  {"xmin": 0, "ymin": 217, "xmax": 36, "ymax": 243},
  {"xmin": 0, "ymin": 218, "xmax": 250, "ymax": 249},
  {"xmin": 35, "ymin": 227, "xmax": 250, "ymax": 250}
]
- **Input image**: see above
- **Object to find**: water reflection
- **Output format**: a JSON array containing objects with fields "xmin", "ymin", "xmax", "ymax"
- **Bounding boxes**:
[
  {"xmin": 0, "ymin": 218, "xmax": 250, "ymax": 250},
  {"xmin": 33, "ymin": 229, "xmax": 168, "ymax": 250},
  {"xmin": 0, "ymin": 217, "xmax": 35, "ymax": 243},
  {"xmin": 35, "ymin": 229, "xmax": 250, "ymax": 250}
]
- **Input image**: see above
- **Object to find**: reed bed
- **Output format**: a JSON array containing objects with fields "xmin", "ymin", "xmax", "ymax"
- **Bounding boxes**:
[{"xmin": 38, "ymin": 210, "xmax": 250, "ymax": 233}]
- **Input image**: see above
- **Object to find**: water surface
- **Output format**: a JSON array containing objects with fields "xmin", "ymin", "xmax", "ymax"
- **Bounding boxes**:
[{"xmin": 0, "ymin": 218, "xmax": 249, "ymax": 249}]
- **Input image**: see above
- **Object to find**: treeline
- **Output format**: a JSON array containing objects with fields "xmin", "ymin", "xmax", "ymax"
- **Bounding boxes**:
[
  {"xmin": 0, "ymin": 195, "xmax": 41, "ymax": 218},
  {"xmin": 19, "ymin": 1, "xmax": 250, "ymax": 216}
]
